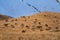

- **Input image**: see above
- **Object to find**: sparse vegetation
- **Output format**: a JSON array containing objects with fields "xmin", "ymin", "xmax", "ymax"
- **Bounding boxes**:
[
  {"xmin": 37, "ymin": 25, "xmax": 42, "ymax": 29},
  {"xmin": 21, "ymin": 24, "xmax": 24, "ymax": 28},
  {"xmin": 22, "ymin": 30, "xmax": 26, "ymax": 33},
  {"xmin": 45, "ymin": 24, "xmax": 48, "ymax": 27},
  {"xmin": 11, "ymin": 25, "xmax": 15, "ymax": 28},
  {"xmin": 25, "ymin": 25, "xmax": 29, "ymax": 29},
  {"xmin": 0, "ymin": 12, "xmax": 60, "ymax": 40},
  {"xmin": 46, "ymin": 27, "xmax": 51, "ymax": 30},
  {"xmin": 4, "ymin": 23, "xmax": 8, "ymax": 26}
]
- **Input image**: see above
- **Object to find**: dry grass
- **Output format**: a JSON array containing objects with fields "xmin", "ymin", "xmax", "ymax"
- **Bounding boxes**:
[{"xmin": 0, "ymin": 12, "xmax": 60, "ymax": 40}]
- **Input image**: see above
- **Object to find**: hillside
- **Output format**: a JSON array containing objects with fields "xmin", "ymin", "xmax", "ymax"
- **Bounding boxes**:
[
  {"xmin": 0, "ymin": 14, "xmax": 13, "ymax": 20},
  {"xmin": 0, "ymin": 12, "xmax": 60, "ymax": 40}
]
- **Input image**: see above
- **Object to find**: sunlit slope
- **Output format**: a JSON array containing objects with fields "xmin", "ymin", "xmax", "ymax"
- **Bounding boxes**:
[{"xmin": 0, "ymin": 12, "xmax": 60, "ymax": 40}]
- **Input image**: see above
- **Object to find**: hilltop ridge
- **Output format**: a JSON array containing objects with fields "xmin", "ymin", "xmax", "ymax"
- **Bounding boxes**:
[{"xmin": 0, "ymin": 14, "xmax": 13, "ymax": 20}]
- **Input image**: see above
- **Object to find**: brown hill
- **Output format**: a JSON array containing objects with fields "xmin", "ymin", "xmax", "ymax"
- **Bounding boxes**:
[
  {"xmin": 0, "ymin": 14, "xmax": 13, "ymax": 20},
  {"xmin": 0, "ymin": 12, "xmax": 60, "ymax": 40}
]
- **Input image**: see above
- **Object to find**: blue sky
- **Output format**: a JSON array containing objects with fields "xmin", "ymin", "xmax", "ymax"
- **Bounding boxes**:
[{"xmin": 0, "ymin": 0, "xmax": 60, "ymax": 18}]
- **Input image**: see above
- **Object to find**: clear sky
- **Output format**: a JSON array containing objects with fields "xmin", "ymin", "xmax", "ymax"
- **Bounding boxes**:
[{"xmin": 0, "ymin": 0, "xmax": 60, "ymax": 18}]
